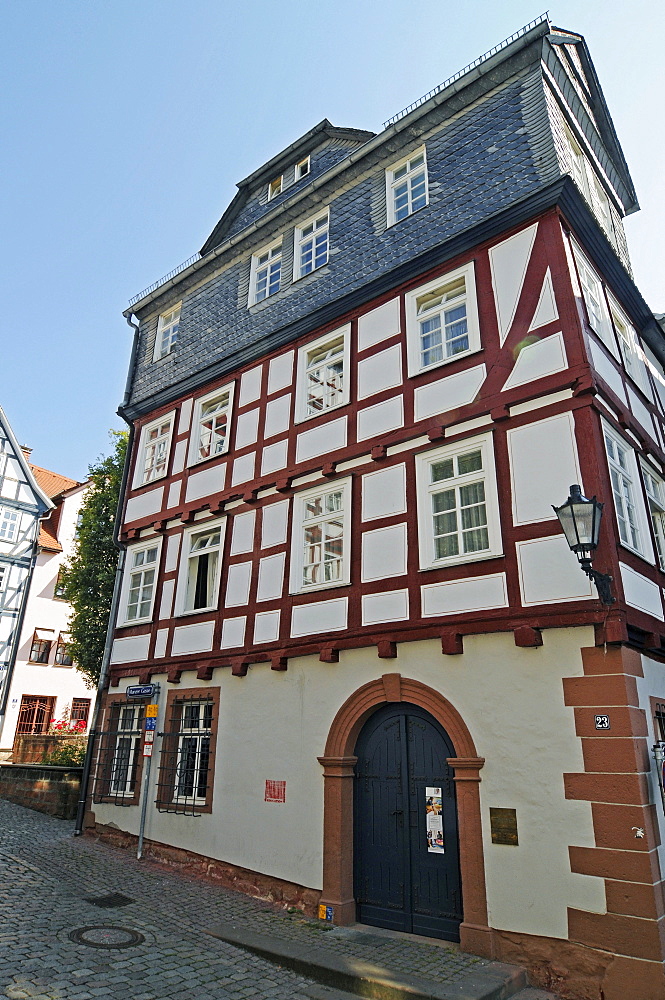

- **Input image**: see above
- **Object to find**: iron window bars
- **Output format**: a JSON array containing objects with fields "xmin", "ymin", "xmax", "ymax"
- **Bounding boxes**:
[
  {"xmin": 91, "ymin": 702, "xmax": 145, "ymax": 805},
  {"xmin": 155, "ymin": 696, "xmax": 214, "ymax": 816}
]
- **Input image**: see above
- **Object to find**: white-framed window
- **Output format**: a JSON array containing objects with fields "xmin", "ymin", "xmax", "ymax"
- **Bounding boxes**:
[
  {"xmin": 603, "ymin": 425, "xmax": 645, "ymax": 554},
  {"xmin": 290, "ymin": 479, "xmax": 351, "ymax": 593},
  {"xmin": 0, "ymin": 507, "xmax": 18, "ymax": 542},
  {"xmin": 134, "ymin": 413, "xmax": 174, "ymax": 487},
  {"xmin": 267, "ymin": 175, "xmax": 282, "ymax": 200},
  {"xmin": 153, "ymin": 303, "xmax": 181, "ymax": 361},
  {"xmin": 608, "ymin": 296, "xmax": 649, "ymax": 394},
  {"xmin": 119, "ymin": 539, "xmax": 162, "ymax": 625},
  {"xmin": 294, "ymin": 210, "xmax": 329, "ymax": 280},
  {"xmin": 565, "ymin": 126, "xmax": 614, "ymax": 241},
  {"xmin": 175, "ymin": 519, "xmax": 226, "ymax": 615},
  {"xmin": 573, "ymin": 248, "xmax": 613, "ymax": 349},
  {"xmin": 296, "ymin": 156, "xmax": 310, "ymax": 180},
  {"xmin": 405, "ymin": 263, "xmax": 480, "ymax": 376},
  {"xmin": 641, "ymin": 461, "xmax": 665, "ymax": 569},
  {"xmin": 188, "ymin": 384, "xmax": 234, "ymax": 465},
  {"xmin": 386, "ymin": 147, "xmax": 428, "ymax": 227},
  {"xmin": 249, "ymin": 239, "xmax": 282, "ymax": 305},
  {"xmin": 415, "ymin": 432, "xmax": 501, "ymax": 570},
  {"xmin": 295, "ymin": 325, "xmax": 350, "ymax": 422},
  {"xmin": 174, "ymin": 700, "xmax": 213, "ymax": 804}
]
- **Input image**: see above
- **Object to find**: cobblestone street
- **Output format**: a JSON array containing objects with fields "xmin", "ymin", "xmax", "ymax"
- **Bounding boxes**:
[{"xmin": 0, "ymin": 801, "xmax": 556, "ymax": 1000}]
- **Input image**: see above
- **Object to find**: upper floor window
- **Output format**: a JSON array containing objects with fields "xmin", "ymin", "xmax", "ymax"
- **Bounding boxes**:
[
  {"xmin": 604, "ymin": 427, "xmax": 643, "ymax": 553},
  {"xmin": 175, "ymin": 519, "xmax": 225, "ymax": 615},
  {"xmin": 29, "ymin": 629, "xmax": 54, "ymax": 664},
  {"xmin": 642, "ymin": 463, "xmax": 665, "ymax": 570},
  {"xmin": 415, "ymin": 433, "xmax": 501, "ymax": 570},
  {"xmin": 386, "ymin": 148, "xmax": 428, "ymax": 226},
  {"xmin": 0, "ymin": 507, "xmax": 18, "ymax": 542},
  {"xmin": 54, "ymin": 633, "xmax": 73, "ymax": 666},
  {"xmin": 135, "ymin": 414, "xmax": 174, "ymax": 487},
  {"xmin": 268, "ymin": 176, "xmax": 282, "ymax": 200},
  {"xmin": 153, "ymin": 303, "xmax": 181, "ymax": 361},
  {"xmin": 295, "ymin": 325, "xmax": 350, "ymax": 422},
  {"xmin": 573, "ymin": 249, "xmax": 613, "ymax": 349},
  {"xmin": 189, "ymin": 384, "xmax": 234, "ymax": 465},
  {"xmin": 294, "ymin": 211, "xmax": 329, "ymax": 280},
  {"xmin": 290, "ymin": 479, "xmax": 351, "ymax": 593},
  {"xmin": 296, "ymin": 156, "xmax": 310, "ymax": 179},
  {"xmin": 405, "ymin": 263, "xmax": 480, "ymax": 376},
  {"xmin": 120, "ymin": 540, "xmax": 161, "ymax": 625},
  {"xmin": 53, "ymin": 569, "xmax": 67, "ymax": 600},
  {"xmin": 565, "ymin": 127, "xmax": 614, "ymax": 241},
  {"xmin": 249, "ymin": 240, "xmax": 282, "ymax": 305}
]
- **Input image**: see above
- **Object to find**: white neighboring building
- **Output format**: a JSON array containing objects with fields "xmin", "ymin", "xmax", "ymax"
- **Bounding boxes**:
[{"xmin": 0, "ymin": 448, "xmax": 94, "ymax": 754}]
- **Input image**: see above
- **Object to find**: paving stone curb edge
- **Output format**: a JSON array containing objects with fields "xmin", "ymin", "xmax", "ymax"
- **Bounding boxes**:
[{"xmin": 207, "ymin": 921, "xmax": 529, "ymax": 1000}]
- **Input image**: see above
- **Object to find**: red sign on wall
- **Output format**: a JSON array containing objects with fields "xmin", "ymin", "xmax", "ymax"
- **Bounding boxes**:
[{"xmin": 265, "ymin": 780, "xmax": 286, "ymax": 803}]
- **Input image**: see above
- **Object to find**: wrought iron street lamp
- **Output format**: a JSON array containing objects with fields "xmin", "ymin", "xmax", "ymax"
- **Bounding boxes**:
[{"xmin": 553, "ymin": 484, "xmax": 615, "ymax": 605}]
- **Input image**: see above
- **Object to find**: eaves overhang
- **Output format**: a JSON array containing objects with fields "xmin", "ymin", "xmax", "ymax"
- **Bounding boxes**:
[{"xmin": 120, "ymin": 175, "xmax": 659, "ymax": 423}]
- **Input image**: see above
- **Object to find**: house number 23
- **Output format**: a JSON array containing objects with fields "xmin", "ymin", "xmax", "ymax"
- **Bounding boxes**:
[{"xmin": 594, "ymin": 715, "xmax": 610, "ymax": 730}]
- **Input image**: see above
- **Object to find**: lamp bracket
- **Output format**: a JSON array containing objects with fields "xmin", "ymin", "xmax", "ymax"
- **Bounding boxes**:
[{"xmin": 580, "ymin": 559, "xmax": 615, "ymax": 605}]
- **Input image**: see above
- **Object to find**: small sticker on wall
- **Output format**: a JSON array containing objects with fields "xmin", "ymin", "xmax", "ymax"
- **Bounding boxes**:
[
  {"xmin": 265, "ymin": 780, "xmax": 286, "ymax": 803},
  {"xmin": 426, "ymin": 787, "xmax": 445, "ymax": 853}
]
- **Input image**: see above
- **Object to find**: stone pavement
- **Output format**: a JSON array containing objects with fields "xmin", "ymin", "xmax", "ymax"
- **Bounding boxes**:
[{"xmin": 0, "ymin": 800, "xmax": 558, "ymax": 1000}]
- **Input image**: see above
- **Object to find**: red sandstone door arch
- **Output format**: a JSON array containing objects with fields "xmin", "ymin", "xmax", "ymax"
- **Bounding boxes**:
[{"xmin": 317, "ymin": 673, "xmax": 493, "ymax": 958}]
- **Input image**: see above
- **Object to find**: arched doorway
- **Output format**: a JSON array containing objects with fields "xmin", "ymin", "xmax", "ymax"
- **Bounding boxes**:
[
  {"xmin": 354, "ymin": 703, "xmax": 462, "ymax": 941},
  {"xmin": 318, "ymin": 674, "xmax": 491, "ymax": 957}
]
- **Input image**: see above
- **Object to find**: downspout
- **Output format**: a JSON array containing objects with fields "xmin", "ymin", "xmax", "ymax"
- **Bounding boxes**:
[
  {"xmin": 0, "ymin": 530, "xmax": 42, "ymax": 743},
  {"xmin": 74, "ymin": 314, "xmax": 140, "ymax": 834}
]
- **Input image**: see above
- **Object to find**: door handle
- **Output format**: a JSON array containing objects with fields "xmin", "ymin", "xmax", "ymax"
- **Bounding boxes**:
[{"xmin": 390, "ymin": 809, "xmax": 404, "ymax": 816}]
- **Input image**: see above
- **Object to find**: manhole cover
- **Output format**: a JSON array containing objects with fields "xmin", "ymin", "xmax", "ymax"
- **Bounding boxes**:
[
  {"xmin": 85, "ymin": 893, "xmax": 136, "ymax": 908},
  {"xmin": 69, "ymin": 925, "xmax": 145, "ymax": 949}
]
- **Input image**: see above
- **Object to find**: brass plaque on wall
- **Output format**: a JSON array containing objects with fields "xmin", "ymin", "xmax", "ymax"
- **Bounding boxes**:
[{"xmin": 490, "ymin": 807, "xmax": 518, "ymax": 846}]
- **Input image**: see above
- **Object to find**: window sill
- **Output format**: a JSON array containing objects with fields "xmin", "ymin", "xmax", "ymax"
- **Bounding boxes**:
[
  {"xmin": 292, "ymin": 263, "xmax": 330, "ymax": 285},
  {"xmin": 408, "ymin": 345, "xmax": 482, "ymax": 380},
  {"xmin": 386, "ymin": 203, "xmax": 428, "ymax": 230},
  {"xmin": 294, "ymin": 400, "xmax": 349, "ymax": 425},
  {"xmin": 291, "ymin": 579, "xmax": 351, "ymax": 597},
  {"xmin": 418, "ymin": 550, "xmax": 504, "ymax": 573}
]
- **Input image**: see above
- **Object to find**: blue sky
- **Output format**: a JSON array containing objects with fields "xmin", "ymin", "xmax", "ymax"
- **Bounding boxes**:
[{"xmin": 1, "ymin": 1, "xmax": 663, "ymax": 481}]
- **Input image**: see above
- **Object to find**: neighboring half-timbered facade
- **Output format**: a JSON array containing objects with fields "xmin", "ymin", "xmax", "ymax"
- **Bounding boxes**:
[{"xmin": 88, "ymin": 19, "xmax": 665, "ymax": 999}]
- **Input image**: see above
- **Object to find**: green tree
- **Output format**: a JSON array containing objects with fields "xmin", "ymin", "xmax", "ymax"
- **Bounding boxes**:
[{"xmin": 60, "ymin": 431, "xmax": 128, "ymax": 687}]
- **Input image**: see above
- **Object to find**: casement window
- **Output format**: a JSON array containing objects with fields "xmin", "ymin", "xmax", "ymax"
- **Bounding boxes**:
[
  {"xmin": 603, "ymin": 427, "xmax": 644, "ymax": 553},
  {"xmin": 156, "ymin": 691, "xmax": 218, "ymax": 815},
  {"xmin": 53, "ymin": 569, "xmax": 66, "ymax": 600},
  {"xmin": 249, "ymin": 240, "xmax": 282, "ymax": 305},
  {"xmin": 119, "ymin": 540, "xmax": 161, "ymax": 625},
  {"xmin": 54, "ymin": 634, "xmax": 73, "ymax": 666},
  {"xmin": 189, "ymin": 384, "xmax": 234, "ymax": 465},
  {"xmin": 175, "ymin": 519, "xmax": 225, "ymax": 615},
  {"xmin": 386, "ymin": 148, "xmax": 428, "ymax": 226},
  {"xmin": 290, "ymin": 479, "xmax": 351, "ymax": 593},
  {"xmin": 0, "ymin": 507, "xmax": 18, "ymax": 542},
  {"xmin": 153, "ymin": 303, "xmax": 181, "ymax": 361},
  {"xmin": 105, "ymin": 702, "xmax": 144, "ymax": 799},
  {"xmin": 71, "ymin": 698, "xmax": 91, "ymax": 726},
  {"xmin": 29, "ymin": 630, "xmax": 54, "ymax": 663},
  {"xmin": 134, "ymin": 413, "xmax": 174, "ymax": 487},
  {"xmin": 642, "ymin": 463, "xmax": 665, "ymax": 569},
  {"xmin": 296, "ymin": 156, "xmax": 310, "ymax": 179},
  {"xmin": 294, "ymin": 210, "xmax": 329, "ymax": 279},
  {"xmin": 573, "ymin": 249, "xmax": 613, "ymax": 349},
  {"xmin": 609, "ymin": 297, "xmax": 649, "ymax": 394},
  {"xmin": 295, "ymin": 325, "xmax": 350, "ymax": 421},
  {"xmin": 405, "ymin": 263, "xmax": 480, "ymax": 376},
  {"xmin": 565, "ymin": 127, "xmax": 614, "ymax": 241},
  {"xmin": 415, "ymin": 433, "xmax": 501, "ymax": 569},
  {"xmin": 268, "ymin": 175, "xmax": 282, "ymax": 200}
]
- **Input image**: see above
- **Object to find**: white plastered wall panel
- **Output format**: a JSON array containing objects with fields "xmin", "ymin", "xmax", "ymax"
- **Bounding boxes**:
[
  {"xmin": 636, "ymin": 654, "xmax": 665, "ymax": 876},
  {"xmin": 264, "ymin": 395, "xmax": 291, "ymax": 439},
  {"xmin": 357, "ymin": 297, "xmax": 400, "ymax": 352},
  {"xmin": 508, "ymin": 411, "xmax": 583, "ymax": 525},
  {"xmin": 489, "ymin": 223, "xmax": 538, "ymax": 344},
  {"xmin": 502, "ymin": 332, "xmax": 568, "ymax": 391},
  {"xmin": 93, "ymin": 628, "xmax": 604, "ymax": 941}
]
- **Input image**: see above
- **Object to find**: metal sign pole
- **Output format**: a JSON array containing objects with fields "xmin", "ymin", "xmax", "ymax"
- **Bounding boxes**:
[{"xmin": 136, "ymin": 685, "xmax": 160, "ymax": 861}]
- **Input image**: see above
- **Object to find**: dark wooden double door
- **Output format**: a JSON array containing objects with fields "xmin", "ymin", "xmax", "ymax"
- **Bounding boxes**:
[{"xmin": 354, "ymin": 704, "xmax": 462, "ymax": 941}]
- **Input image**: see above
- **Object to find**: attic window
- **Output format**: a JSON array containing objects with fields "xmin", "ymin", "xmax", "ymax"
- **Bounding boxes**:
[
  {"xmin": 0, "ymin": 507, "xmax": 18, "ymax": 541},
  {"xmin": 268, "ymin": 176, "xmax": 282, "ymax": 201},
  {"xmin": 296, "ymin": 157, "xmax": 310, "ymax": 180}
]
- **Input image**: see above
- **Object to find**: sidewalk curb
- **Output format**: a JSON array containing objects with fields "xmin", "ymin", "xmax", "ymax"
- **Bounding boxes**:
[{"xmin": 207, "ymin": 921, "xmax": 528, "ymax": 1000}]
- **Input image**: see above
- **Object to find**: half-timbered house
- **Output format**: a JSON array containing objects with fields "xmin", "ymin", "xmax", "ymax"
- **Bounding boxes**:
[{"xmin": 87, "ymin": 18, "xmax": 665, "ymax": 999}]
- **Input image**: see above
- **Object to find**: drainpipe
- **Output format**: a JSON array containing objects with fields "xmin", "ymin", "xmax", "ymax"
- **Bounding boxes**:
[
  {"xmin": 0, "ymin": 533, "xmax": 41, "ymax": 744},
  {"xmin": 74, "ymin": 315, "xmax": 140, "ymax": 834}
]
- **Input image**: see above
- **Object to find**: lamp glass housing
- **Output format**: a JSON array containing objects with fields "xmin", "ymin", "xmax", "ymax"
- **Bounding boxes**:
[{"xmin": 553, "ymin": 485, "xmax": 602, "ymax": 556}]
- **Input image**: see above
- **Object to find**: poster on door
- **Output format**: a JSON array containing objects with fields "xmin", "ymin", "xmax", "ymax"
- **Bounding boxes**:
[{"xmin": 426, "ymin": 787, "xmax": 445, "ymax": 853}]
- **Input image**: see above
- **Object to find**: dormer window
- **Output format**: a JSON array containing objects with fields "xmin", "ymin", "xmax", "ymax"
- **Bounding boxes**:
[
  {"xmin": 249, "ymin": 239, "xmax": 282, "ymax": 305},
  {"xmin": 268, "ymin": 176, "xmax": 282, "ymax": 200},
  {"xmin": 296, "ymin": 156, "xmax": 310, "ymax": 180},
  {"xmin": 153, "ymin": 303, "xmax": 181, "ymax": 361}
]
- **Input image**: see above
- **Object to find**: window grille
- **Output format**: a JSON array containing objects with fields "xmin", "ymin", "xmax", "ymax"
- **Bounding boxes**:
[
  {"xmin": 155, "ymin": 696, "xmax": 214, "ymax": 816},
  {"xmin": 91, "ymin": 702, "xmax": 145, "ymax": 805},
  {"xmin": 71, "ymin": 698, "xmax": 91, "ymax": 726},
  {"xmin": 16, "ymin": 695, "xmax": 56, "ymax": 735}
]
